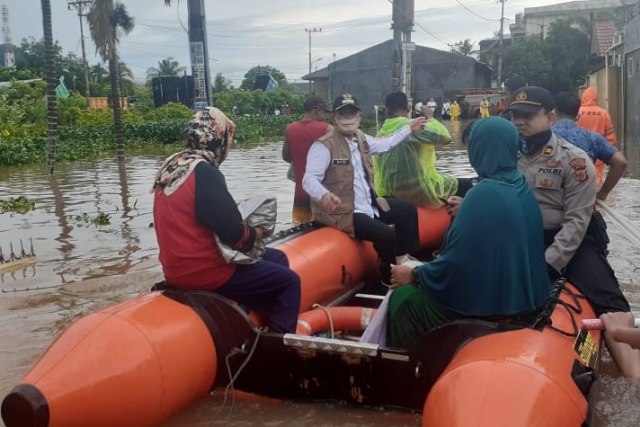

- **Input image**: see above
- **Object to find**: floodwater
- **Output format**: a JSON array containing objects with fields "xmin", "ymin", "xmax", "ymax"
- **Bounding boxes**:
[{"xmin": 0, "ymin": 123, "xmax": 639, "ymax": 426}]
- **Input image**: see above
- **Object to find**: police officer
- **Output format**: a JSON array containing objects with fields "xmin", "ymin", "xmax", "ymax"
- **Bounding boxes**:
[{"xmin": 509, "ymin": 86, "xmax": 640, "ymax": 378}]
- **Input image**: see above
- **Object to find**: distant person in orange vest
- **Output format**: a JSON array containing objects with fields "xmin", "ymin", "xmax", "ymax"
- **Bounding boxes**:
[
  {"xmin": 497, "ymin": 97, "xmax": 507, "ymax": 114},
  {"xmin": 576, "ymin": 88, "xmax": 617, "ymax": 183}
]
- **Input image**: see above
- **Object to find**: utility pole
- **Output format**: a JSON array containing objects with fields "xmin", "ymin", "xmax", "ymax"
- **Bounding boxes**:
[
  {"xmin": 497, "ymin": 0, "xmax": 506, "ymax": 88},
  {"xmin": 1, "ymin": 5, "xmax": 14, "ymax": 68},
  {"xmin": 67, "ymin": 0, "xmax": 92, "ymax": 105},
  {"xmin": 305, "ymin": 27, "xmax": 321, "ymax": 95},
  {"xmin": 391, "ymin": 1, "xmax": 415, "ymax": 99},
  {"xmin": 187, "ymin": 0, "xmax": 212, "ymax": 107}
]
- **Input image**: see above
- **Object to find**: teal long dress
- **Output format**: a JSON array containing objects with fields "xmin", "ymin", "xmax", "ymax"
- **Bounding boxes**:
[{"xmin": 387, "ymin": 117, "xmax": 551, "ymax": 348}]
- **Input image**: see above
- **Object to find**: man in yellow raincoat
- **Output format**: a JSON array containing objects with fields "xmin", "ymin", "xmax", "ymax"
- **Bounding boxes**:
[
  {"xmin": 450, "ymin": 100, "xmax": 461, "ymax": 121},
  {"xmin": 480, "ymin": 97, "xmax": 490, "ymax": 118},
  {"xmin": 373, "ymin": 91, "xmax": 459, "ymax": 208}
]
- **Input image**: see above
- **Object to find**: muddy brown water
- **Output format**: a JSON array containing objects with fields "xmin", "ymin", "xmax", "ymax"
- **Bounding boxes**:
[{"xmin": 1, "ymin": 124, "xmax": 639, "ymax": 426}]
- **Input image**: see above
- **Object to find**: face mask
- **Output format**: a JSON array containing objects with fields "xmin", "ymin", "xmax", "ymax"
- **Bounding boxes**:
[{"xmin": 334, "ymin": 116, "xmax": 361, "ymax": 135}]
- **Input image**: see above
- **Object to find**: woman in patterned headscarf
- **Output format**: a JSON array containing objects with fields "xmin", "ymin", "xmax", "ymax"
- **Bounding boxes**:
[{"xmin": 152, "ymin": 107, "xmax": 301, "ymax": 333}]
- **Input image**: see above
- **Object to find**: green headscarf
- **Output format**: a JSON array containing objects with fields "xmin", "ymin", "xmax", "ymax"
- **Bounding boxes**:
[{"xmin": 416, "ymin": 117, "xmax": 551, "ymax": 316}]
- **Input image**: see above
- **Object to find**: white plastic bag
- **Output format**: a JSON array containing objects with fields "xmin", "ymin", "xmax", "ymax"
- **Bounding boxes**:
[
  {"xmin": 359, "ymin": 290, "xmax": 393, "ymax": 346},
  {"xmin": 216, "ymin": 196, "xmax": 277, "ymax": 264}
]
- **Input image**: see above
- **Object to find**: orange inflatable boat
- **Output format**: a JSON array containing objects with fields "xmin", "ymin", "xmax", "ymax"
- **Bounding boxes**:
[{"xmin": 1, "ymin": 207, "xmax": 602, "ymax": 427}]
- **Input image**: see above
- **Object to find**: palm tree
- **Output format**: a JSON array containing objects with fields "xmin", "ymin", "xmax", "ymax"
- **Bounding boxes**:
[
  {"xmin": 90, "ymin": 63, "xmax": 109, "ymax": 83},
  {"xmin": 213, "ymin": 72, "xmax": 231, "ymax": 93},
  {"xmin": 41, "ymin": 0, "xmax": 57, "ymax": 174},
  {"xmin": 146, "ymin": 57, "xmax": 186, "ymax": 81},
  {"xmin": 116, "ymin": 61, "xmax": 135, "ymax": 97},
  {"xmin": 451, "ymin": 39, "xmax": 475, "ymax": 56},
  {"xmin": 88, "ymin": 0, "xmax": 134, "ymax": 161}
]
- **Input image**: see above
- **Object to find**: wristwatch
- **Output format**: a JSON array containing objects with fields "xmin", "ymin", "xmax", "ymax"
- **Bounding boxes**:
[{"xmin": 411, "ymin": 266, "xmax": 419, "ymax": 284}]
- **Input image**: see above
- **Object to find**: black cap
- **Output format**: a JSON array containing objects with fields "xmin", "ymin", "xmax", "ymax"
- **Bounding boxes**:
[
  {"xmin": 509, "ymin": 86, "xmax": 555, "ymax": 114},
  {"xmin": 303, "ymin": 96, "xmax": 330, "ymax": 112},
  {"xmin": 504, "ymin": 75, "xmax": 527, "ymax": 93},
  {"xmin": 332, "ymin": 93, "xmax": 361, "ymax": 113}
]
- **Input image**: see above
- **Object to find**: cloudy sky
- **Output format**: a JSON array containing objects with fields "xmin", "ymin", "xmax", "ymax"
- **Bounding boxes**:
[{"xmin": 5, "ymin": 0, "xmax": 564, "ymax": 84}]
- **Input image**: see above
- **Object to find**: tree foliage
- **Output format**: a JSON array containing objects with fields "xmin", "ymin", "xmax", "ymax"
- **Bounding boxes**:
[
  {"xmin": 213, "ymin": 87, "xmax": 303, "ymax": 116},
  {"xmin": 240, "ymin": 65, "xmax": 288, "ymax": 90},
  {"xmin": 451, "ymin": 39, "xmax": 475, "ymax": 56},
  {"xmin": 146, "ymin": 57, "xmax": 187, "ymax": 81},
  {"xmin": 213, "ymin": 72, "xmax": 232, "ymax": 93},
  {"xmin": 503, "ymin": 19, "xmax": 589, "ymax": 94},
  {"xmin": 87, "ymin": 0, "xmax": 134, "ymax": 160}
]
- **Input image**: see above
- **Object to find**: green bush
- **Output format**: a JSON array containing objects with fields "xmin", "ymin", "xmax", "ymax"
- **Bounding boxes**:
[{"xmin": 143, "ymin": 102, "xmax": 193, "ymax": 122}]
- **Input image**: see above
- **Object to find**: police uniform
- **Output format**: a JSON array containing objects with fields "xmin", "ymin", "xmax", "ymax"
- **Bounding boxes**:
[
  {"xmin": 518, "ymin": 133, "xmax": 596, "ymax": 272},
  {"xmin": 513, "ymin": 86, "xmax": 629, "ymax": 315}
]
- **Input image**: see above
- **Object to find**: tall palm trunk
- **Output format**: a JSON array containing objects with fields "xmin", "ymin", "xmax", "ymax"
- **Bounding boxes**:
[
  {"xmin": 108, "ymin": 39, "xmax": 125, "ymax": 161},
  {"xmin": 41, "ymin": 0, "xmax": 58, "ymax": 174}
]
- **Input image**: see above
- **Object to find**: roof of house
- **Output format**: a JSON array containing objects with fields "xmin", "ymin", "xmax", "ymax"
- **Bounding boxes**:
[
  {"xmin": 302, "ymin": 39, "xmax": 480, "ymax": 81},
  {"xmin": 594, "ymin": 20, "xmax": 616, "ymax": 55},
  {"xmin": 525, "ymin": 0, "xmax": 624, "ymax": 16}
]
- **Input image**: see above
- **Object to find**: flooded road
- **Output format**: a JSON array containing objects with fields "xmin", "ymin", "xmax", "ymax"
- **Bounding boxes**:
[{"xmin": 0, "ymin": 124, "xmax": 639, "ymax": 426}]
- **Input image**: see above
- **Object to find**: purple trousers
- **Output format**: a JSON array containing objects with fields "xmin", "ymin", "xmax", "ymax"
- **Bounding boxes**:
[{"xmin": 216, "ymin": 248, "xmax": 301, "ymax": 333}]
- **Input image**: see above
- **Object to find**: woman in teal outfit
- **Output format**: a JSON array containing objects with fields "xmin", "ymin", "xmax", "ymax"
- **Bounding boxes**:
[{"xmin": 386, "ymin": 117, "xmax": 551, "ymax": 349}]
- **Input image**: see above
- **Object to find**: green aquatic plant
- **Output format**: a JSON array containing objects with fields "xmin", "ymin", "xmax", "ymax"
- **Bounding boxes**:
[
  {"xmin": 93, "ymin": 213, "xmax": 111, "ymax": 226},
  {"xmin": 71, "ymin": 212, "xmax": 111, "ymax": 226},
  {"xmin": 0, "ymin": 196, "xmax": 36, "ymax": 214}
]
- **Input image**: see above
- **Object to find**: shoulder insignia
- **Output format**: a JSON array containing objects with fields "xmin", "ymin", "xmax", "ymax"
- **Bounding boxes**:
[
  {"xmin": 569, "ymin": 157, "xmax": 588, "ymax": 182},
  {"xmin": 543, "ymin": 145, "xmax": 554, "ymax": 156}
]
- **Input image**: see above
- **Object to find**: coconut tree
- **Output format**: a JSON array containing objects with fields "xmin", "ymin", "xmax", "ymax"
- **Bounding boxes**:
[
  {"xmin": 40, "ymin": 0, "xmax": 57, "ymax": 174},
  {"xmin": 87, "ymin": 0, "xmax": 134, "ymax": 161},
  {"xmin": 146, "ymin": 57, "xmax": 186, "ymax": 80},
  {"xmin": 116, "ymin": 61, "xmax": 135, "ymax": 97},
  {"xmin": 90, "ymin": 63, "xmax": 109, "ymax": 83}
]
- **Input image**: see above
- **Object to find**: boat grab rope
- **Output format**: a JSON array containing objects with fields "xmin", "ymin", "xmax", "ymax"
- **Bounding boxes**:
[
  {"xmin": 214, "ymin": 328, "xmax": 262, "ymax": 422},
  {"xmin": 263, "ymin": 222, "xmax": 319, "ymax": 246},
  {"xmin": 312, "ymin": 303, "xmax": 335, "ymax": 339},
  {"xmin": 544, "ymin": 280, "xmax": 588, "ymax": 338}
]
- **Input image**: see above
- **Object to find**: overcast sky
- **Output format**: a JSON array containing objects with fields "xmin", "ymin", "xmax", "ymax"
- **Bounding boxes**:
[{"xmin": 4, "ymin": 0, "xmax": 565, "ymax": 84}]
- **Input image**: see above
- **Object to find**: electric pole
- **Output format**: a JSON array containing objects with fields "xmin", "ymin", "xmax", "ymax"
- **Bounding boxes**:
[
  {"xmin": 391, "ymin": 1, "xmax": 415, "ymax": 98},
  {"xmin": 187, "ymin": 0, "xmax": 212, "ymax": 107},
  {"xmin": 497, "ymin": 0, "xmax": 506, "ymax": 88},
  {"xmin": 305, "ymin": 27, "xmax": 321, "ymax": 95},
  {"xmin": 67, "ymin": 0, "xmax": 92, "ymax": 105},
  {"xmin": 1, "ymin": 5, "xmax": 14, "ymax": 68}
]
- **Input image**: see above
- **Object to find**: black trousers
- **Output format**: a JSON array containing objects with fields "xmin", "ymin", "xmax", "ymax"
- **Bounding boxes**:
[
  {"xmin": 544, "ymin": 211, "xmax": 630, "ymax": 316},
  {"xmin": 353, "ymin": 198, "xmax": 420, "ymax": 284},
  {"xmin": 455, "ymin": 177, "xmax": 477, "ymax": 197}
]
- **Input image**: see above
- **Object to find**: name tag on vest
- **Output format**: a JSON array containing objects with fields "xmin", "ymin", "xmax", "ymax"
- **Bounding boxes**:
[{"xmin": 333, "ymin": 159, "xmax": 350, "ymax": 165}]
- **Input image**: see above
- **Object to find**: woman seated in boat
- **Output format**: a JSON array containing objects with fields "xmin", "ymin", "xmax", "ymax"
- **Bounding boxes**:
[
  {"xmin": 152, "ymin": 107, "xmax": 301, "ymax": 333},
  {"xmin": 386, "ymin": 117, "xmax": 551, "ymax": 348}
]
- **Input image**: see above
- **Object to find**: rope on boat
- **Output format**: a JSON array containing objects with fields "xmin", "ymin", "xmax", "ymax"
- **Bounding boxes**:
[
  {"xmin": 539, "ymin": 280, "xmax": 588, "ymax": 338},
  {"xmin": 215, "ymin": 328, "xmax": 262, "ymax": 422},
  {"xmin": 312, "ymin": 303, "xmax": 335, "ymax": 339},
  {"xmin": 596, "ymin": 200, "xmax": 640, "ymax": 248},
  {"xmin": 263, "ymin": 222, "xmax": 318, "ymax": 245}
]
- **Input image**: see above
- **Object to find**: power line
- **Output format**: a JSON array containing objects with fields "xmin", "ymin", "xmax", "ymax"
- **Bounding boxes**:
[{"xmin": 454, "ymin": 0, "xmax": 500, "ymax": 22}]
